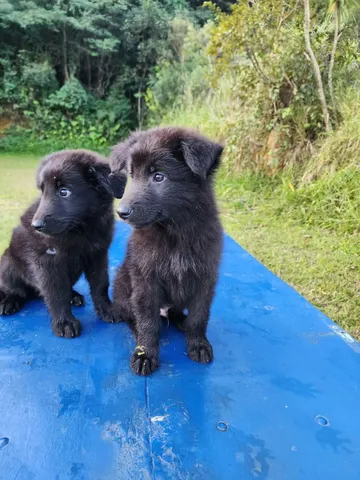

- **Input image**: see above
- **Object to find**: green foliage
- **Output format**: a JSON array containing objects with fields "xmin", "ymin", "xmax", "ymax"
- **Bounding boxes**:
[
  {"xmin": 0, "ymin": 0, "xmax": 232, "ymax": 145},
  {"xmin": 46, "ymin": 78, "xmax": 92, "ymax": 115},
  {"xmin": 149, "ymin": 0, "xmax": 360, "ymax": 175},
  {"xmin": 146, "ymin": 19, "xmax": 212, "ymax": 124},
  {"xmin": 206, "ymin": 0, "xmax": 360, "ymax": 170}
]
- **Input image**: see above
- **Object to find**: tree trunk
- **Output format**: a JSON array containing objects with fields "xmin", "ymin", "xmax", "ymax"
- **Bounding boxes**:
[
  {"xmin": 303, "ymin": 0, "xmax": 332, "ymax": 132},
  {"xmin": 87, "ymin": 52, "xmax": 91, "ymax": 89},
  {"xmin": 62, "ymin": 25, "xmax": 70, "ymax": 82},
  {"xmin": 137, "ymin": 70, "xmax": 146, "ymax": 129},
  {"xmin": 328, "ymin": 1, "xmax": 340, "ymax": 113}
]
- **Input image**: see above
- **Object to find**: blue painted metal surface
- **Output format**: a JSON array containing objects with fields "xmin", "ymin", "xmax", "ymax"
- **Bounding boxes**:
[{"xmin": 1, "ymin": 221, "xmax": 360, "ymax": 480}]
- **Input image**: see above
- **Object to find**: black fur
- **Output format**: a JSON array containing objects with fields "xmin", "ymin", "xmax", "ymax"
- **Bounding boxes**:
[
  {"xmin": 0, "ymin": 149, "xmax": 123, "ymax": 337},
  {"xmin": 109, "ymin": 127, "xmax": 224, "ymax": 375}
]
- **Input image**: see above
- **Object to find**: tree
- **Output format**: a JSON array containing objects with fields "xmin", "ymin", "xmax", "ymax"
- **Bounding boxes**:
[
  {"xmin": 328, "ymin": 0, "xmax": 360, "ymax": 114},
  {"xmin": 303, "ymin": 0, "xmax": 332, "ymax": 132}
]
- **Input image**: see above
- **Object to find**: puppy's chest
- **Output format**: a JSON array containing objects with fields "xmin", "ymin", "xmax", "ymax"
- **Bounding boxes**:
[
  {"xmin": 159, "ymin": 250, "xmax": 196, "ymax": 279},
  {"xmin": 42, "ymin": 245, "xmax": 86, "ymax": 272}
]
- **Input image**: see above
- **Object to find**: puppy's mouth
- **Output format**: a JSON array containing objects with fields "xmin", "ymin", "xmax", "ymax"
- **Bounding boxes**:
[
  {"xmin": 35, "ymin": 227, "xmax": 68, "ymax": 237},
  {"xmin": 127, "ymin": 213, "xmax": 162, "ymax": 229},
  {"xmin": 33, "ymin": 221, "xmax": 71, "ymax": 237}
]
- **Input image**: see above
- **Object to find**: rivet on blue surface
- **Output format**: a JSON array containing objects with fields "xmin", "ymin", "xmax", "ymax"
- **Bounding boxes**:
[
  {"xmin": 0, "ymin": 438, "xmax": 9, "ymax": 449},
  {"xmin": 216, "ymin": 421, "xmax": 229, "ymax": 432},
  {"xmin": 264, "ymin": 306, "xmax": 273, "ymax": 311},
  {"xmin": 315, "ymin": 415, "xmax": 330, "ymax": 427}
]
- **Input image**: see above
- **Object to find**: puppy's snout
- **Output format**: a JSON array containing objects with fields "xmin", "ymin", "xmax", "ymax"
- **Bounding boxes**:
[
  {"xmin": 117, "ymin": 204, "xmax": 133, "ymax": 220},
  {"xmin": 31, "ymin": 218, "xmax": 45, "ymax": 231}
]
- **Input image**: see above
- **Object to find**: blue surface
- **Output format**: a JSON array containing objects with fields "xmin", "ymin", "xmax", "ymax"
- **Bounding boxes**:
[{"xmin": 1, "ymin": 222, "xmax": 360, "ymax": 480}]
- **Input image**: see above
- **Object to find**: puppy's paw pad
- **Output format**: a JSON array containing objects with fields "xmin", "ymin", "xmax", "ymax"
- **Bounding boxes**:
[
  {"xmin": 131, "ymin": 346, "xmax": 158, "ymax": 376},
  {"xmin": 53, "ymin": 318, "xmax": 81, "ymax": 338},
  {"xmin": 71, "ymin": 291, "xmax": 85, "ymax": 307},
  {"xmin": 188, "ymin": 340, "xmax": 213, "ymax": 364},
  {"xmin": 0, "ymin": 297, "xmax": 23, "ymax": 316}
]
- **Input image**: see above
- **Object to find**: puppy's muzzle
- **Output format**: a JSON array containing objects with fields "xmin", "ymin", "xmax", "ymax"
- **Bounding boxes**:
[
  {"xmin": 31, "ymin": 217, "xmax": 46, "ymax": 232},
  {"xmin": 117, "ymin": 204, "xmax": 133, "ymax": 220}
]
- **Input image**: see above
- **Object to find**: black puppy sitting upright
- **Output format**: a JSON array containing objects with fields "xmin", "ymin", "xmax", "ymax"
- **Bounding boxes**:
[
  {"xmin": 109, "ymin": 127, "xmax": 224, "ymax": 375},
  {"xmin": 0, "ymin": 150, "xmax": 125, "ymax": 337}
]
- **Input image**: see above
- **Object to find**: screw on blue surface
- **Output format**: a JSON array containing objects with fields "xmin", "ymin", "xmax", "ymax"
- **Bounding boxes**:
[
  {"xmin": 315, "ymin": 415, "xmax": 330, "ymax": 427},
  {"xmin": 217, "ymin": 421, "xmax": 229, "ymax": 432},
  {"xmin": 0, "ymin": 222, "xmax": 360, "ymax": 479}
]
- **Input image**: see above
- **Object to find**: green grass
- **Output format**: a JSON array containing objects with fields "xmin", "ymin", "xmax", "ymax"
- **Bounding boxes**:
[
  {"xmin": 0, "ymin": 155, "xmax": 38, "ymax": 252},
  {"xmin": 216, "ymin": 171, "xmax": 360, "ymax": 340},
  {"xmin": 1, "ymin": 155, "xmax": 359, "ymax": 340}
]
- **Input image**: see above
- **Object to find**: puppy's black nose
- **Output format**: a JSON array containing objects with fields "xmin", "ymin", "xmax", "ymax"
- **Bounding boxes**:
[
  {"xmin": 117, "ymin": 205, "xmax": 132, "ymax": 220},
  {"xmin": 31, "ymin": 218, "xmax": 45, "ymax": 231}
]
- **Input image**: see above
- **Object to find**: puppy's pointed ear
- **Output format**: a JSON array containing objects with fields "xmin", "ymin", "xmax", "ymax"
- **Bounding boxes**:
[
  {"xmin": 109, "ymin": 131, "xmax": 143, "ymax": 172},
  {"xmin": 108, "ymin": 171, "xmax": 127, "ymax": 199},
  {"xmin": 87, "ymin": 163, "xmax": 126, "ymax": 199},
  {"xmin": 36, "ymin": 154, "xmax": 52, "ymax": 188},
  {"xmin": 109, "ymin": 132, "xmax": 143, "ymax": 198},
  {"xmin": 180, "ymin": 133, "xmax": 224, "ymax": 179}
]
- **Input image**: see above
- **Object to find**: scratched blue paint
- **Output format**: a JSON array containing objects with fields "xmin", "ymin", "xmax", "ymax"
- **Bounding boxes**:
[{"xmin": 0, "ymin": 222, "xmax": 359, "ymax": 480}]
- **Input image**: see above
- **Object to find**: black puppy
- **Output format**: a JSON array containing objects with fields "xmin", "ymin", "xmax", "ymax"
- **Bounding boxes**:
[
  {"xmin": 109, "ymin": 127, "xmax": 223, "ymax": 375},
  {"xmin": 0, "ymin": 150, "xmax": 125, "ymax": 337}
]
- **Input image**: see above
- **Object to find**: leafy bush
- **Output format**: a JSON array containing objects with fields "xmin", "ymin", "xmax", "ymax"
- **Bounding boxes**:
[{"xmin": 46, "ymin": 78, "xmax": 92, "ymax": 116}]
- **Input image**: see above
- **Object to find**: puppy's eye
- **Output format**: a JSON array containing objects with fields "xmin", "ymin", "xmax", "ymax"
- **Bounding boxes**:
[
  {"xmin": 153, "ymin": 172, "xmax": 164, "ymax": 183},
  {"xmin": 59, "ymin": 187, "xmax": 71, "ymax": 197}
]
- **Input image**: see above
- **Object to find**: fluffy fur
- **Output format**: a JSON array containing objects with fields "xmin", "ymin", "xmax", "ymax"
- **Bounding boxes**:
[
  {"xmin": 109, "ymin": 127, "xmax": 224, "ymax": 375},
  {"xmin": 0, "ymin": 149, "xmax": 125, "ymax": 337}
]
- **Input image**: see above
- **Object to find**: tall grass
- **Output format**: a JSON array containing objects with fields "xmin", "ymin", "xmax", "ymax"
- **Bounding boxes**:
[
  {"xmin": 303, "ymin": 87, "xmax": 360, "ymax": 181},
  {"xmin": 164, "ymin": 80, "xmax": 360, "ymax": 236}
]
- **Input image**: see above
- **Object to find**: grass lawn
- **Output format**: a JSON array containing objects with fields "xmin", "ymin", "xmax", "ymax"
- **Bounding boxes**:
[
  {"xmin": 1, "ymin": 155, "xmax": 359, "ymax": 339},
  {"xmin": 217, "ymin": 174, "xmax": 360, "ymax": 340},
  {"xmin": 0, "ymin": 155, "xmax": 38, "ymax": 252}
]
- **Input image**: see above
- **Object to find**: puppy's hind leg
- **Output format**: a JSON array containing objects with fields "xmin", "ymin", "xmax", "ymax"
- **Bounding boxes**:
[
  {"xmin": 0, "ymin": 253, "xmax": 34, "ymax": 316},
  {"xmin": 0, "ymin": 289, "xmax": 26, "ymax": 316}
]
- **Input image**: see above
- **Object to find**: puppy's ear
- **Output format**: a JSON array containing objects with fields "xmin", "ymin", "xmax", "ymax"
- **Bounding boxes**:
[
  {"xmin": 109, "ymin": 131, "xmax": 143, "ymax": 172},
  {"xmin": 36, "ymin": 154, "xmax": 52, "ymax": 188},
  {"xmin": 108, "ymin": 171, "xmax": 127, "ymax": 199},
  {"xmin": 180, "ymin": 134, "xmax": 224, "ymax": 179},
  {"xmin": 87, "ymin": 163, "xmax": 126, "ymax": 199}
]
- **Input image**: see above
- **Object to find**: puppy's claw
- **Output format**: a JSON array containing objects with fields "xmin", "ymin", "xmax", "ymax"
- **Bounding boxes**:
[
  {"xmin": 187, "ymin": 338, "xmax": 214, "ymax": 364},
  {"xmin": 99, "ymin": 309, "xmax": 123, "ymax": 324},
  {"xmin": 53, "ymin": 318, "xmax": 81, "ymax": 338},
  {"xmin": 70, "ymin": 290, "xmax": 85, "ymax": 307},
  {"xmin": 0, "ymin": 296, "xmax": 24, "ymax": 316},
  {"xmin": 131, "ymin": 347, "xmax": 158, "ymax": 376}
]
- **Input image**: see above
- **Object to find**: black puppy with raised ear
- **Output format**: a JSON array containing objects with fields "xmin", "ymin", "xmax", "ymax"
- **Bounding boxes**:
[
  {"xmin": 109, "ymin": 127, "xmax": 224, "ymax": 376},
  {"xmin": 0, "ymin": 149, "xmax": 126, "ymax": 338}
]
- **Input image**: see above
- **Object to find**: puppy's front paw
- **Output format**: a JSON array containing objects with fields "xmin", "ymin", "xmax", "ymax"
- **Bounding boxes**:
[
  {"xmin": 187, "ymin": 337, "xmax": 213, "ymax": 364},
  {"xmin": 52, "ymin": 318, "xmax": 81, "ymax": 338},
  {"xmin": 130, "ymin": 346, "xmax": 159, "ymax": 376},
  {"xmin": 0, "ymin": 295, "xmax": 24, "ymax": 316},
  {"xmin": 71, "ymin": 290, "xmax": 85, "ymax": 307}
]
